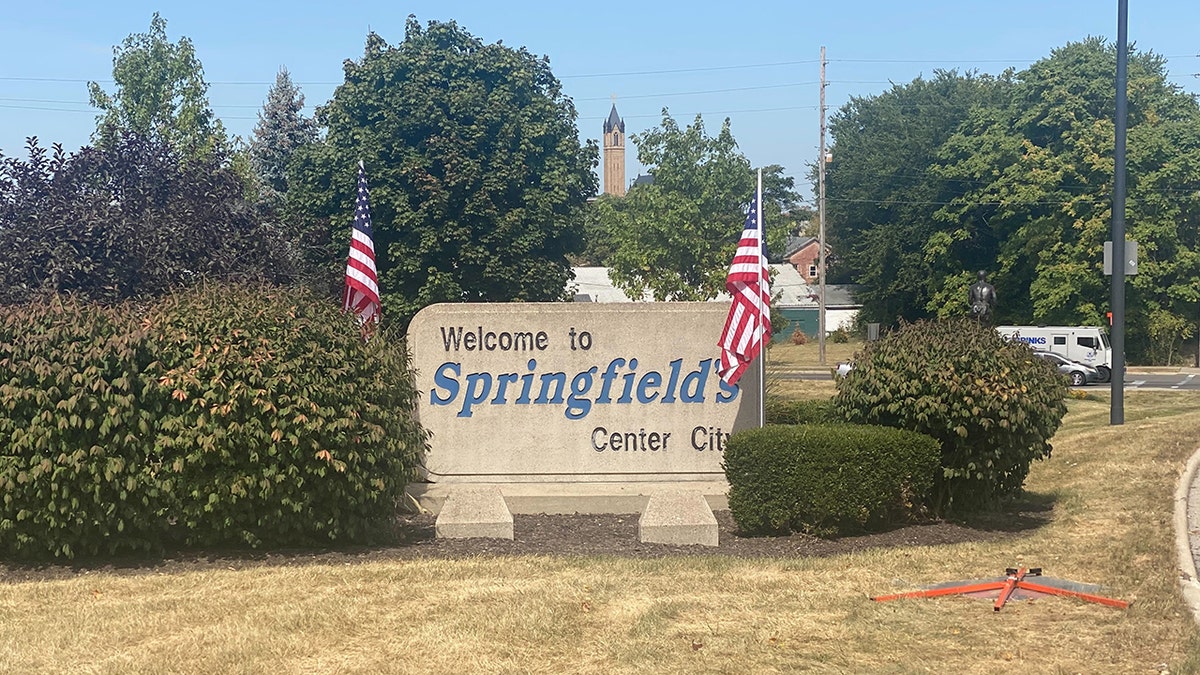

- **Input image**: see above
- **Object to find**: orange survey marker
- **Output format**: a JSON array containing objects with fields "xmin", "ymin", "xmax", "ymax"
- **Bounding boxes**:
[{"xmin": 871, "ymin": 567, "xmax": 1130, "ymax": 612}]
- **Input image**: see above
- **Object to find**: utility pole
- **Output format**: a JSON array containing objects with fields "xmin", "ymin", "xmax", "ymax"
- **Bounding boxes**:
[
  {"xmin": 818, "ymin": 45, "xmax": 828, "ymax": 366},
  {"xmin": 1111, "ymin": 0, "xmax": 1128, "ymax": 425}
]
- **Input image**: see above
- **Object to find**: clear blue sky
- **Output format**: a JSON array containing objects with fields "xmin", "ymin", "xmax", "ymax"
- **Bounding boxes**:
[{"xmin": 2, "ymin": 1, "xmax": 1198, "ymax": 202}]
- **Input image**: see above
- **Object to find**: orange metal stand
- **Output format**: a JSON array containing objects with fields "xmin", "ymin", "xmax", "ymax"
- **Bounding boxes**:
[{"xmin": 871, "ymin": 567, "xmax": 1130, "ymax": 612}]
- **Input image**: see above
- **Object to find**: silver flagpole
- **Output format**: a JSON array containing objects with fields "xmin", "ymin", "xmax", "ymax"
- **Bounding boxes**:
[{"xmin": 757, "ymin": 168, "xmax": 765, "ymax": 428}]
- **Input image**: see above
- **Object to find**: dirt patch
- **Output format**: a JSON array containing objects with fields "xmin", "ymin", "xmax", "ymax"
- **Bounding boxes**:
[{"xmin": 0, "ymin": 506, "xmax": 1051, "ymax": 584}]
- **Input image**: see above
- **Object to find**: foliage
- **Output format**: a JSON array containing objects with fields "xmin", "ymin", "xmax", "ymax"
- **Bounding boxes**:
[
  {"xmin": 250, "ymin": 67, "xmax": 319, "ymax": 210},
  {"xmin": 824, "ymin": 40, "xmax": 1200, "ymax": 363},
  {"xmin": 143, "ymin": 283, "xmax": 427, "ymax": 548},
  {"xmin": 724, "ymin": 424, "xmax": 939, "ymax": 536},
  {"xmin": 0, "ymin": 284, "xmax": 428, "ymax": 559},
  {"xmin": 830, "ymin": 326, "xmax": 852, "ymax": 343},
  {"xmin": 287, "ymin": 19, "xmax": 598, "ymax": 325},
  {"xmin": 824, "ymin": 70, "xmax": 1009, "ymax": 318},
  {"xmin": 87, "ymin": 13, "xmax": 226, "ymax": 160},
  {"xmin": 933, "ymin": 39, "xmax": 1200, "ymax": 362},
  {"xmin": 764, "ymin": 398, "xmax": 839, "ymax": 425},
  {"xmin": 0, "ymin": 135, "xmax": 294, "ymax": 304},
  {"xmin": 833, "ymin": 318, "xmax": 1067, "ymax": 511},
  {"xmin": 790, "ymin": 329, "xmax": 809, "ymax": 345},
  {"xmin": 0, "ymin": 295, "xmax": 165, "ymax": 558},
  {"xmin": 597, "ymin": 112, "xmax": 800, "ymax": 300}
]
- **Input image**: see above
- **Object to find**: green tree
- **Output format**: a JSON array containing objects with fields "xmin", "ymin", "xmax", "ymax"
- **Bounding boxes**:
[
  {"xmin": 87, "ymin": 13, "xmax": 226, "ymax": 160},
  {"xmin": 823, "ymin": 70, "xmax": 1011, "ymax": 323},
  {"xmin": 600, "ymin": 111, "xmax": 799, "ymax": 301},
  {"xmin": 286, "ymin": 19, "xmax": 598, "ymax": 323},
  {"xmin": 823, "ymin": 40, "xmax": 1200, "ymax": 362},
  {"xmin": 933, "ymin": 39, "xmax": 1200, "ymax": 361},
  {"xmin": 250, "ymin": 67, "xmax": 319, "ymax": 208}
]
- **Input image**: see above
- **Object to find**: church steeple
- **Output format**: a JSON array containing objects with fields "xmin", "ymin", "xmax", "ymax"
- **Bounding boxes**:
[{"xmin": 602, "ymin": 102, "xmax": 626, "ymax": 197}]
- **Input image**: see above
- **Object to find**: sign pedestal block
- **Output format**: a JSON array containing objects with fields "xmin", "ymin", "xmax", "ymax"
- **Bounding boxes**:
[
  {"xmin": 434, "ymin": 486, "xmax": 514, "ymax": 539},
  {"xmin": 638, "ymin": 490, "xmax": 719, "ymax": 546}
]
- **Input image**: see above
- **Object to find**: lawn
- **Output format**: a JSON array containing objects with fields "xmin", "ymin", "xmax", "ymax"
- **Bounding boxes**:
[
  {"xmin": 2, "ymin": 391, "xmax": 1199, "ymax": 673},
  {"xmin": 767, "ymin": 338, "xmax": 863, "ymax": 371}
]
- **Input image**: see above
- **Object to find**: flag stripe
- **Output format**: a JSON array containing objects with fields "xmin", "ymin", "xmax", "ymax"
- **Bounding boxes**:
[
  {"xmin": 344, "ymin": 163, "xmax": 381, "ymax": 326},
  {"xmin": 717, "ymin": 192, "xmax": 771, "ymax": 386}
]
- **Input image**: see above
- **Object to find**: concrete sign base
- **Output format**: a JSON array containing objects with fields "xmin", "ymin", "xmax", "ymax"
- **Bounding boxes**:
[
  {"xmin": 434, "ymin": 486, "xmax": 514, "ymax": 539},
  {"xmin": 407, "ymin": 480, "xmax": 729, "ymax": 516},
  {"xmin": 638, "ymin": 491, "xmax": 719, "ymax": 547}
]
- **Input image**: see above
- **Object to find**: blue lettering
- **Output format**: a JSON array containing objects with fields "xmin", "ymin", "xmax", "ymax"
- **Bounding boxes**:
[
  {"xmin": 660, "ymin": 358, "xmax": 683, "ymax": 403},
  {"xmin": 617, "ymin": 358, "xmax": 639, "ymax": 403},
  {"xmin": 431, "ymin": 362, "xmax": 461, "ymax": 406},
  {"xmin": 535, "ymin": 371, "xmax": 567, "ymax": 404},
  {"xmin": 636, "ymin": 371, "xmax": 662, "ymax": 403},
  {"xmin": 567, "ymin": 368, "xmax": 598, "ymax": 420},
  {"xmin": 717, "ymin": 377, "xmax": 739, "ymax": 403},
  {"xmin": 681, "ymin": 359, "xmax": 713, "ymax": 402},
  {"xmin": 458, "ymin": 372, "xmax": 492, "ymax": 418}
]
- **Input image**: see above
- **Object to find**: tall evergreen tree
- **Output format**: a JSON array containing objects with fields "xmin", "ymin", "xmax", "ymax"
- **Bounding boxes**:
[{"xmin": 250, "ymin": 68, "xmax": 319, "ymax": 206}]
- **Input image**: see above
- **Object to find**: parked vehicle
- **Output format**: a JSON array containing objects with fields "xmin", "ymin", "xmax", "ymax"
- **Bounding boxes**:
[
  {"xmin": 1031, "ymin": 350, "xmax": 1100, "ymax": 386},
  {"xmin": 996, "ymin": 325, "xmax": 1112, "ymax": 382}
]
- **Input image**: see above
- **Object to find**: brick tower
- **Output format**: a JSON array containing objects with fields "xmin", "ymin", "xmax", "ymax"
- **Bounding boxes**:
[{"xmin": 602, "ymin": 103, "xmax": 626, "ymax": 197}]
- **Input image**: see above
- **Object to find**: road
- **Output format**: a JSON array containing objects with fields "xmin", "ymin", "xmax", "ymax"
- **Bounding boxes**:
[{"xmin": 775, "ymin": 371, "xmax": 1200, "ymax": 391}]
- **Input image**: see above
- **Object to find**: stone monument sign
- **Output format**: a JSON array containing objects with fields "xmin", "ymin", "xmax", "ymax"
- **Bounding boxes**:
[{"xmin": 407, "ymin": 302, "xmax": 760, "ymax": 484}]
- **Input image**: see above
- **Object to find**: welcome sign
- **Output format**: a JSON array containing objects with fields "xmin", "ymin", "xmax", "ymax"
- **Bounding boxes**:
[{"xmin": 408, "ymin": 303, "xmax": 760, "ymax": 482}]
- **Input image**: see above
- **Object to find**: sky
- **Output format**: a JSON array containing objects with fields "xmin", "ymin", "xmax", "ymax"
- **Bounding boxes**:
[{"xmin": 2, "ymin": 1, "xmax": 1198, "ymax": 203}]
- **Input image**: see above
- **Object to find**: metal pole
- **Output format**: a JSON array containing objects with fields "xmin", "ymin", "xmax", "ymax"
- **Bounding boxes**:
[
  {"xmin": 757, "ymin": 168, "xmax": 766, "ymax": 428},
  {"xmin": 818, "ymin": 46, "xmax": 828, "ymax": 366},
  {"xmin": 1110, "ymin": 0, "xmax": 1128, "ymax": 425}
]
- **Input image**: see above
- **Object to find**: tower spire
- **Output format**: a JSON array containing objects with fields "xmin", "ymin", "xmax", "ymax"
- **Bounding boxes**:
[{"xmin": 602, "ymin": 99, "xmax": 626, "ymax": 196}]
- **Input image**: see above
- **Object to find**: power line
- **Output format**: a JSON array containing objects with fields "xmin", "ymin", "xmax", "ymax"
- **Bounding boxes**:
[{"xmin": 579, "ymin": 82, "xmax": 819, "ymax": 101}]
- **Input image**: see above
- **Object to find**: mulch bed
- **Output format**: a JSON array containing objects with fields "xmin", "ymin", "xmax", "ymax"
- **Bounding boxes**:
[{"xmin": 0, "ymin": 505, "xmax": 1052, "ymax": 584}]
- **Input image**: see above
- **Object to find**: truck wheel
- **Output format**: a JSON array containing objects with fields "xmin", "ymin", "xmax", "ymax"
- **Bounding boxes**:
[
  {"xmin": 1070, "ymin": 371, "xmax": 1086, "ymax": 387},
  {"xmin": 1096, "ymin": 366, "xmax": 1111, "ymax": 383}
]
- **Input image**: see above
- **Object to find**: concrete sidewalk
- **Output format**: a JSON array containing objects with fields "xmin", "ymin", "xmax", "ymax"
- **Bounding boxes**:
[{"xmin": 1174, "ymin": 448, "xmax": 1200, "ymax": 628}]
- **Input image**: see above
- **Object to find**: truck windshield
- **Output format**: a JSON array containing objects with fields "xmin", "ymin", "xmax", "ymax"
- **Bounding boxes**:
[{"xmin": 1100, "ymin": 332, "xmax": 1110, "ymax": 349}]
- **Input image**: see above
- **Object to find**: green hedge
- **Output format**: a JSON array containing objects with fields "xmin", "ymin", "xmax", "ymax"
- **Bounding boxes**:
[
  {"xmin": 0, "ymin": 285, "xmax": 428, "ymax": 559},
  {"xmin": 765, "ymin": 398, "xmax": 840, "ymax": 425},
  {"xmin": 724, "ymin": 424, "xmax": 940, "ymax": 537}
]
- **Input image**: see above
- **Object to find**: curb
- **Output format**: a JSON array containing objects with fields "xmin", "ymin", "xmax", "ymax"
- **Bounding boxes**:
[{"xmin": 1173, "ymin": 447, "xmax": 1200, "ymax": 628}]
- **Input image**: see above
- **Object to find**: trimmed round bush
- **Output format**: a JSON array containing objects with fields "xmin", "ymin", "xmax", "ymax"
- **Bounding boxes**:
[
  {"xmin": 143, "ymin": 283, "xmax": 428, "ymax": 548},
  {"xmin": 834, "ymin": 318, "xmax": 1067, "ymax": 512},
  {"xmin": 765, "ymin": 398, "xmax": 840, "ymax": 425},
  {"xmin": 0, "ymin": 284, "xmax": 429, "ymax": 559},
  {"xmin": 724, "ymin": 423, "xmax": 940, "ymax": 536}
]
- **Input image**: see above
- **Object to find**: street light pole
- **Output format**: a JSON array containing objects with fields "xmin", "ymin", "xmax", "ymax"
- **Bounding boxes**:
[{"xmin": 1110, "ymin": 0, "xmax": 1128, "ymax": 425}]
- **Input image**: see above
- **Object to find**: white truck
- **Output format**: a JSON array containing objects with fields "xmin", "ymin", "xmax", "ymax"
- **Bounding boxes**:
[{"xmin": 996, "ymin": 325, "xmax": 1113, "ymax": 382}]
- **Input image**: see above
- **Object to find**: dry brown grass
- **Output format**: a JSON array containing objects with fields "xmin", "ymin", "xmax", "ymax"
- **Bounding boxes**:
[
  {"xmin": 768, "ymin": 339, "xmax": 864, "ymax": 370},
  {"xmin": 3, "ymin": 392, "xmax": 1200, "ymax": 673}
]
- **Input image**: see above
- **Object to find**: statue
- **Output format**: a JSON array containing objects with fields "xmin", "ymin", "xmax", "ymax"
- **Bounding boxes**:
[{"xmin": 968, "ymin": 271, "xmax": 996, "ymax": 324}]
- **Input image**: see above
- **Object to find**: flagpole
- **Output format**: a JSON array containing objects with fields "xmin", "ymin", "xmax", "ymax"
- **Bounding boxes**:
[{"xmin": 756, "ymin": 168, "xmax": 765, "ymax": 429}]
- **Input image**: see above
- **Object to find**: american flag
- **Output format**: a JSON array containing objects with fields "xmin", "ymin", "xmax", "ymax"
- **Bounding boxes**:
[
  {"xmin": 717, "ymin": 193, "xmax": 771, "ymax": 386},
  {"xmin": 343, "ymin": 162, "xmax": 381, "ymax": 325}
]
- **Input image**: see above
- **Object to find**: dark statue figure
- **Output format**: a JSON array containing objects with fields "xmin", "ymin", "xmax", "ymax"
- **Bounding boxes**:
[{"xmin": 968, "ymin": 271, "xmax": 996, "ymax": 324}]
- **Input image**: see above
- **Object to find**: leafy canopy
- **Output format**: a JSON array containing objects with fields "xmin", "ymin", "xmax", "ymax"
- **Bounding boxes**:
[
  {"xmin": 598, "ymin": 111, "xmax": 799, "ymax": 301},
  {"xmin": 88, "ymin": 13, "xmax": 226, "ymax": 160},
  {"xmin": 287, "ymin": 18, "xmax": 598, "ymax": 325},
  {"xmin": 824, "ymin": 39, "xmax": 1200, "ymax": 362}
]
